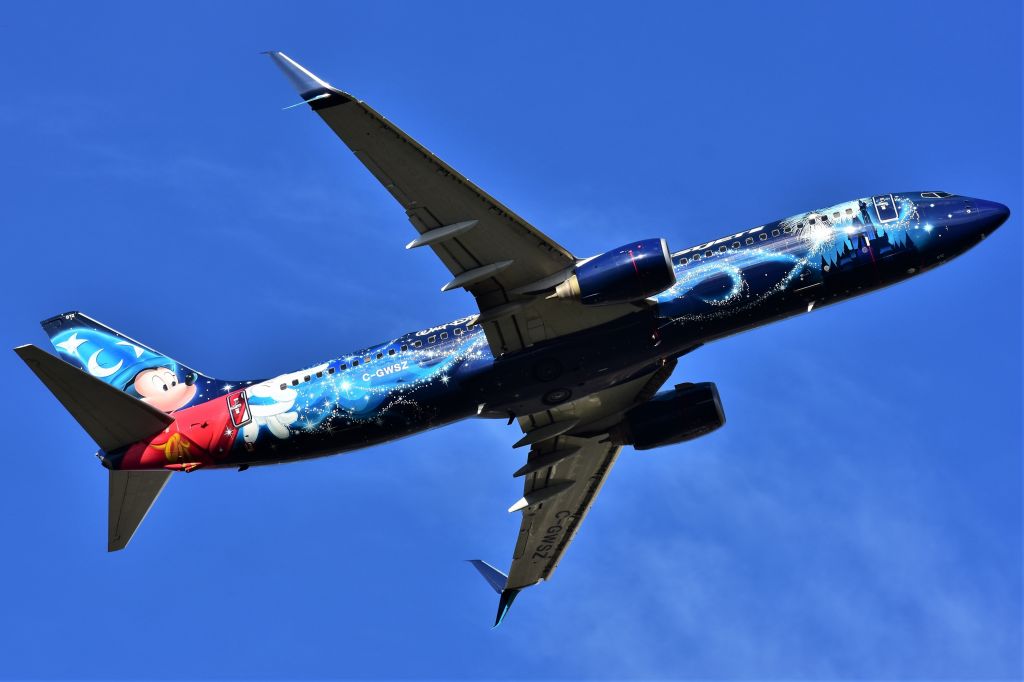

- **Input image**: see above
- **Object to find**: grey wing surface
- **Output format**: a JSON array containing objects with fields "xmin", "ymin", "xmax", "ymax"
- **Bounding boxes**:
[
  {"xmin": 505, "ymin": 360, "xmax": 676, "ymax": 589},
  {"xmin": 469, "ymin": 359, "xmax": 675, "ymax": 625},
  {"xmin": 266, "ymin": 52, "xmax": 639, "ymax": 355}
]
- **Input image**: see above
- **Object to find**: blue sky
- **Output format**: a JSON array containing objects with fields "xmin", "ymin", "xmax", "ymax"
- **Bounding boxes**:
[{"xmin": 1, "ymin": 1, "xmax": 1020, "ymax": 679}]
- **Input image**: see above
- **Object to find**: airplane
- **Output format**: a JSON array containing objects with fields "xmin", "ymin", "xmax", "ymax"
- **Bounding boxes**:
[{"xmin": 15, "ymin": 52, "xmax": 1010, "ymax": 626}]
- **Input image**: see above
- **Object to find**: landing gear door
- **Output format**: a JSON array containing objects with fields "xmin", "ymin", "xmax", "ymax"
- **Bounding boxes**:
[{"xmin": 871, "ymin": 194, "xmax": 899, "ymax": 223}]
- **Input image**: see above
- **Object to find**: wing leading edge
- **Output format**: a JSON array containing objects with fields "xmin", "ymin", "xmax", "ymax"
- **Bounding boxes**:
[{"xmin": 264, "ymin": 52, "xmax": 641, "ymax": 356}]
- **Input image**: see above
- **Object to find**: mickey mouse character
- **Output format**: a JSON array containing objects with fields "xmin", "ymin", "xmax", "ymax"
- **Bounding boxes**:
[{"xmin": 51, "ymin": 328, "xmax": 198, "ymax": 413}]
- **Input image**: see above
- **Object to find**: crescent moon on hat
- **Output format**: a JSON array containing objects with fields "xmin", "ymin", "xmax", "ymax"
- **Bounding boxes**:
[{"xmin": 87, "ymin": 349, "xmax": 123, "ymax": 378}]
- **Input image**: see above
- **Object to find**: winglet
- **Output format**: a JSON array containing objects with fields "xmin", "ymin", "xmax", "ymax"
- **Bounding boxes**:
[
  {"xmin": 263, "ymin": 51, "xmax": 332, "ymax": 97},
  {"xmin": 467, "ymin": 560, "xmax": 520, "ymax": 627},
  {"xmin": 467, "ymin": 559, "xmax": 506, "ymax": 593},
  {"xmin": 263, "ymin": 51, "xmax": 351, "ymax": 108},
  {"xmin": 495, "ymin": 588, "xmax": 520, "ymax": 628}
]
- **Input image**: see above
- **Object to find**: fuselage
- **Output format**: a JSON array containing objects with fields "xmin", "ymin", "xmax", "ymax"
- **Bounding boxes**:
[{"xmin": 108, "ymin": 192, "xmax": 1009, "ymax": 472}]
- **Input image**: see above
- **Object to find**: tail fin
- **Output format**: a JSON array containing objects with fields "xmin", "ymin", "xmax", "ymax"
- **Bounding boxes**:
[{"xmin": 41, "ymin": 311, "xmax": 228, "ymax": 413}]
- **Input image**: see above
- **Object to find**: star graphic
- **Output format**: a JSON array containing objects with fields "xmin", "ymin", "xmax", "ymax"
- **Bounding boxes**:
[
  {"xmin": 116, "ymin": 340, "xmax": 144, "ymax": 358},
  {"xmin": 224, "ymin": 427, "xmax": 235, "ymax": 437},
  {"xmin": 55, "ymin": 332, "xmax": 86, "ymax": 355}
]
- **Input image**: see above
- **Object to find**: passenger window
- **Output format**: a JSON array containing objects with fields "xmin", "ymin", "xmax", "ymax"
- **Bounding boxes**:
[
  {"xmin": 718, "ymin": 245, "xmax": 726, "ymax": 253},
  {"xmin": 732, "ymin": 241, "xmax": 740, "ymax": 249},
  {"xmin": 280, "ymin": 383, "xmax": 287, "ymax": 390},
  {"xmin": 454, "ymin": 328, "xmax": 462, "ymax": 336},
  {"xmin": 388, "ymin": 348, "xmax": 396, "ymax": 356},
  {"xmin": 705, "ymin": 249, "xmax": 713, "ymax": 257},
  {"xmin": 745, "ymin": 237, "xmax": 754, "ymax": 245},
  {"xmin": 679, "ymin": 257, "xmax": 688, "ymax": 265},
  {"xmin": 340, "ymin": 363, "xmax": 347, "ymax": 370},
  {"xmin": 772, "ymin": 229, "xmax": 780, "ymax": 236},
  {"xmin": 375, "ymin": 352, "xmax": 383, "ymax": 359},
  {"xmin": 328, "ymin": 368, "xmax": 335, "ymax": 375},
  {"xmin": 304, "ymin": 375, "xmax": 310, "ymax": 382},
  {"xmin": 352, "ymin": 359, "xmax": 359, "ymax": 367},
  {"xmin": 401, "ymin": 344, "xmax": 408, "ymax": 352},
  {"xmin": 428, "ymin": 335, "xmax": 436, "ymax": 343},
  {"xmin": 291, "ymin": 379, "xmax": 299, "ymax": 386},
  {"xmin": 440, "ymin": 332, "xmax": 448, "ymax": 340},
  {"xmin": 845, "ymin": 208, "xmax": 853, "ymax": 215},
  {"xmin": 759, "ymin": 233, "xmax": 767, "ymax": 241},
  {"xmin": 833, "ymin": 212, "xmax": 840, "ymax": 219},
  {"xmin": 316, "ymin": 371, "xmax": 323, "ymax": 378},
  {"xmin": 783, "ymin": 226, "xmax": 793, "ymax": 233}
]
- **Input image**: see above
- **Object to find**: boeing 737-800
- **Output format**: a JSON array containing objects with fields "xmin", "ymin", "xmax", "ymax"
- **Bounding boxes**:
[{"xmin": 15, "ymin": 52, "xmax": 1010, "ymax": 625}]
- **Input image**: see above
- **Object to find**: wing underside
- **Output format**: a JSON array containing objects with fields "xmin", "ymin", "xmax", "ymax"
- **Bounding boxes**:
[
  {"xmin": 469, "ymin": 359, "xmax": 675, "ymax": 624},
  {"xmin": 266, "ymin": 52, "xmax": 639, "ymax": 356},
  {"xmin": 505, "ymin": 360, "xmax": 675, "ymax": 589}
]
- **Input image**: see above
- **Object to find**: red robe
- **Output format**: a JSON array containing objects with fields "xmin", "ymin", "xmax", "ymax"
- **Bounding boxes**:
[{"xmin": 120, "ymin": 390, "xmax": 251, "ymax": 470}]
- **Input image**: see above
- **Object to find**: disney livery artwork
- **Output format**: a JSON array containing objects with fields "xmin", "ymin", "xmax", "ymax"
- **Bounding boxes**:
[{"xmin": 16, "ymin": 53, "xmax": 1010, "ymax": 626}]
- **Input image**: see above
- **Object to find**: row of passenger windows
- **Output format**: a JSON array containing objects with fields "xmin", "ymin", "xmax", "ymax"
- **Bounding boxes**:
[
  {"xmin": 677, "ymin": 207, "xmax": 858, "ymax": 265},
  {"xmin": 279, "ymin": 323, "xmax": 478, "ymax": 390}
]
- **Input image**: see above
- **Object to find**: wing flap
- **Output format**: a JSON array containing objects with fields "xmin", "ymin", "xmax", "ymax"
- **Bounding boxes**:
[{"xmin": 506, "ymin": 437, "xmax": 621, "ymax": 589}]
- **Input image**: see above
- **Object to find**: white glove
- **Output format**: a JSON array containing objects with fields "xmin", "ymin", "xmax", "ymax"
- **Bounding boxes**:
[{"xmin": 242, "ymin": 382, "xmax": 299, "ymax": 443}]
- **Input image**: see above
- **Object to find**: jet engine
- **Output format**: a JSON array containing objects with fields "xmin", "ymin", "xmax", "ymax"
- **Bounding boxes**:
[
  {"xmin": 611, "ymin": 382, "xmax": 725, "ymax": 450},
  {"xmin": 553, "ymin": 238, "xmax": 675, "ymax": 306}
]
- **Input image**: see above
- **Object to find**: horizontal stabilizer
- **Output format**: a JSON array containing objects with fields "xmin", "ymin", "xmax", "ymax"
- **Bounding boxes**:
[
  {"xmin": 15, "ymin": 344, "xmax": 172, "ymax": 452},
  {"xmin": 109, "ymin": 470, "xmax": 171, "ymax": 551}
]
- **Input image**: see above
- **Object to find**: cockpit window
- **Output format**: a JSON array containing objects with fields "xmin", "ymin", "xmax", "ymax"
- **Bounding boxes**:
[{"xmin": 921, "ymin": 191, "xmax": 954, "ymax": 199}]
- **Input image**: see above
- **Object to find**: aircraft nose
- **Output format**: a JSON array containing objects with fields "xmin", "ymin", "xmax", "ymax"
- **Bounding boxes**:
[{"xmin": 971, "ymin": 198, "xmax": 1011, "ymax": 234}]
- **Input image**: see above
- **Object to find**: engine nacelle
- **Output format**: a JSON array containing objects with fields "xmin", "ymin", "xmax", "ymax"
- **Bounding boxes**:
[
  {"xmin": 554, "ymin": 238, "xmax": 675, "ymax": 306},
  {"xmin": 612, "ymin": 382, "xmax": 725, "ymax": 450}
]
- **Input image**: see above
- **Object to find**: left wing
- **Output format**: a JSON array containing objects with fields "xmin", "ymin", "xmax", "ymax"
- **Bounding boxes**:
[
  {"xmin": 474, "ymin": 359, "xmax": 676, "ymax": 625},
  {"xmin": 265, "ymin": 52, "xmax": 639, "ymax": 355}
]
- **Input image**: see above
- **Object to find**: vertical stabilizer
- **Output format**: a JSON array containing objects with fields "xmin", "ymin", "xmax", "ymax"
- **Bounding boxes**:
[{"xmin": 39, "ymin": 311, "xmax": 244, "ymax": 414}]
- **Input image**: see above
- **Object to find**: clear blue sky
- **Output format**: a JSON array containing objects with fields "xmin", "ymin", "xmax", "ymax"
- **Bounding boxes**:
[{"xmin": 1, "ymin": 1, "xmax": 1020, "ymax": 679}]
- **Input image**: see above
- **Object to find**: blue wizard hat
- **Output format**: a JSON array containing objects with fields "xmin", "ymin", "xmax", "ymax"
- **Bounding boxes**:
[{"xmin": 50, "ymin": 327, "xmax": 180, "ymax": 392}]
